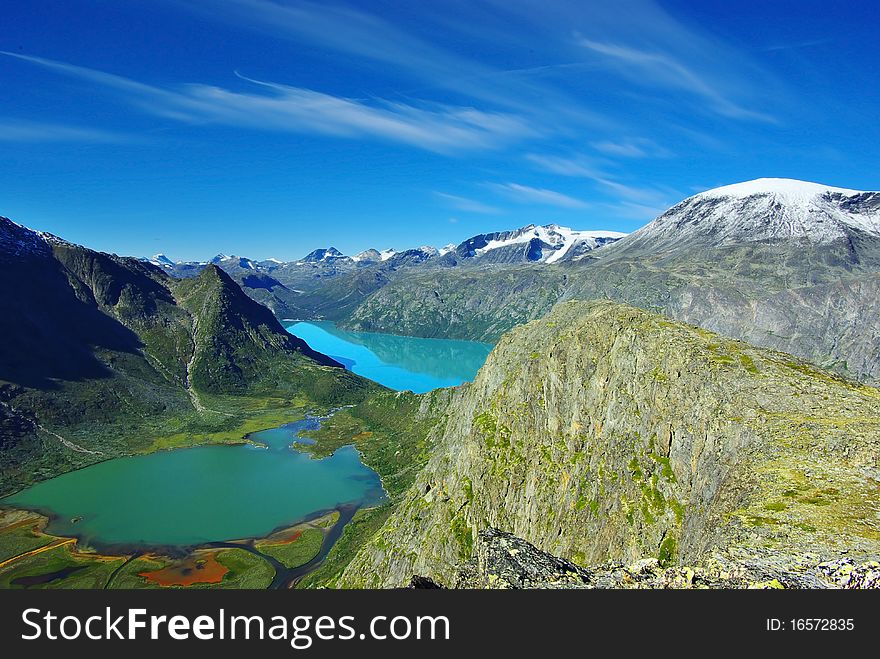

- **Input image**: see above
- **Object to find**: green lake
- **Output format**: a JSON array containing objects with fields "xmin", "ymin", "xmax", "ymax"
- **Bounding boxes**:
[{"xmin": 3, "ymin": 417, "xmax": 384, "ymax": 547}]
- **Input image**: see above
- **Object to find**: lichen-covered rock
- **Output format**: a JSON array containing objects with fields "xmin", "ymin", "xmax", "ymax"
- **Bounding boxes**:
[
  {"xmin": 338, "ymin": 301, "xmax": 880, "ymax": 588},
  {"xmin": 456, "ymin": 528, "xmax": 591, "ymax": 589},
  {"xmin": 443, "ymin": 527, "xmax": 880, "ymax": 589},
  {"xmin": 818, "ymin": 558, "xmax": 880, "ymax": 589}
]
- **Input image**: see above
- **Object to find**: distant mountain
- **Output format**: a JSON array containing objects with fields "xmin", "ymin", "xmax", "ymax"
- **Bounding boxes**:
[
  {"xmin": 210, "ymin": 254, "xmax": 258, "ymax": 270},
  {"xmin": 448, "ymin": 224, "xmax": 626, "ymax": 265},
  {"xmin": 144, "ymin": 222, "xmax": 625, "ymax": 321},
  {"xmin": 615, "ymin": 178, "xmax": 880, "ymax": 257},
  {"xmin": 300, "ymin": 247, "xmax": 347, "ymax": 264},
  {"xmin": 353, "ymin": 248, "xmax": 382, "ymax": 263},
  {"xmin": 151, "ymin": 253, "xmax": 175, "ymax": 267},
  {"xmin": 0, "ymin": 215, "xmax": 368, "ymax": 495}
]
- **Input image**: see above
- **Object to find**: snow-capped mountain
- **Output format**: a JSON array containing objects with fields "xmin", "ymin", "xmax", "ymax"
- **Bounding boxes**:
[
  {"xmin": 453, "ymin": 223, "xmax": 626, "ymax": 264},
  {"xmin": 353, "ymin": 248, "xmax": 381, "ymax": 263},
  {"xmin": 618, "ymin": 178, "xmax": 880, "ymax": 254},
  {"xmin": 299, "ymin": 247, "xmax": 347, "ymax": 264},
  {"xmin": 0, "ymin": 216, "xmax": 54, "ymax": 262},
  {"xmin": 210, "ymin": 254, "xmax": 257, "ymax": 270},
  {"xmin": 150, "ymin": 253, "xmax": 175, "ymax": 267},
  {"xmin": 143, "ymin": 222, "xmax": 626, "ymax": 276}
]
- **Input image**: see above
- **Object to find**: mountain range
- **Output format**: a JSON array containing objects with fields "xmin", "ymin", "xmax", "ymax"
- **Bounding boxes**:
[
  {"xmin": 148, "ymin": 223, "xmax": 627, "ymax": 273},
  {"xmin": 142, "ymin": 224, "xmax": 627, "ymax": 321}
]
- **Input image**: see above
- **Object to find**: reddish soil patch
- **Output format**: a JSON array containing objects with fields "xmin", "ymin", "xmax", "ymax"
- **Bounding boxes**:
[
  {"xmin": 139, "ymin": 552, "xmax": 229, "ymax": 587},
  {"xmin": 282, "ymin": 530, "xmax": 303, "ymax": 544}
]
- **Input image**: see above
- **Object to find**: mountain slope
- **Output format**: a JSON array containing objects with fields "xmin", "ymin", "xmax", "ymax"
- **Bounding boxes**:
[
  {"xmin": 175, "ymin": 264, "xmax": 339, "ymax": 393},
  {"xmin": 338, "ymin": 301, "xmax": 880, "ymax": 587},
  {"xmin": 0, "ymin": 216, "xmax": 369, "ymax": 495}
]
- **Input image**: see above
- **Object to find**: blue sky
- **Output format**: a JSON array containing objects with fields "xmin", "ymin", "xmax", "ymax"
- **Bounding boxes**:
[{"xmin": 1, "ymin": 0, "xmax": 878, "ymax": 261}]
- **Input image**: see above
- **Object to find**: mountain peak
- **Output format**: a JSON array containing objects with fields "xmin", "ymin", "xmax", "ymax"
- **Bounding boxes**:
[
  {"xmin": 694, "ymin": 178, "xmax": 865, "ymax": 203},
  {"xmin": 454, "ymin": 222, "xmax": 627, "ymax": 264},
  {"xmin": 301, "ymin": 247, "xmax": 346, "ymax": 263}
]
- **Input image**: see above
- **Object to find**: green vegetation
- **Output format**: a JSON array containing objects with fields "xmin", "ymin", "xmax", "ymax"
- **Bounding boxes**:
[
  {"xmin": 0, "ymin": 517, "xmax": 54, "ymax": 562},
  {"xmin": 658, "ymin": 535, "xmax": 677, "ymax": 566},
  {"xmin": 297, "ymin": 506, "xmax": 392, "ymax": 588},
  {"xmin": 258, "ymin": 528, "xmax": 323, "ymax": 568},
  {"xmin": 450, "ymin": 514, "xmax": 473, "ymax": 558},
  {"xmin": 0, "ymin": 543, "xmax": 126, "ymax": 589},
  {"xmin": 104, "ymin": 555, "xmax": 170, "ymax": 589},
  {"xmin": 212, "ymin": 549, "xmax": 275, "ymax": 589},
  {"xmin": 299, "ymin": 389, "xmax": 444, "ymax": 497}
]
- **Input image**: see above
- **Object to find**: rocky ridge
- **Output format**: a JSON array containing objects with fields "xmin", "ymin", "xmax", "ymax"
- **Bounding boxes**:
[{"xmin": 338, "ymin": 300, "xmax": 880, "ymax": 588}]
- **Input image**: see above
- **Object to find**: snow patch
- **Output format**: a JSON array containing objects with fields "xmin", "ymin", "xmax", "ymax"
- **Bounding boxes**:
[{"xmin": 473, "ymin": 224, "xmax": 627, "ymax": 263}]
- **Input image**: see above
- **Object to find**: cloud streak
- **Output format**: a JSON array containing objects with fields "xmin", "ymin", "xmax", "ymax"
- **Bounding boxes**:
[
  {"xmin": 434, "ymin": 192, "xmax": 500, "ymax": 214},
  {"xmin": 527, "ymin": 152, "xmax": 678, "ymax": 208},
  {"xmin": 578, "ymin": 39, "xmax": 776, "ymax": 123},
  {"xmin": 171, "ymin": 0, "xmax": 608, "ymax": 128},
  {"xmin": 590, "ymin": 138, "xmax": 671, "ymax": 159},
  {"xmin": 0, "ymin": 118, "xmax": 130, "ymax": 143},
  {"xmin": 486, "ymin": 182, "xmax": 589, "ymax": 209},
  {"xmin": 0, "ymin": 51, "xmax": 536, "ymax": 153}
]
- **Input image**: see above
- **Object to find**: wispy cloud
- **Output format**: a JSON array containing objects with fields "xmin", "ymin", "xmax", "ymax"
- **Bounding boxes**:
[
  {"xmin": 526, "ymin": 153, "xmax": 605, "ymax": 178},
  {"xmin": 171, "ymin": 0, "xmax": 607, "ymax": 127},
  {"xmin": 486, "ymin": 182, "xmax": 589, "ymax": 209},
  {"xmin": 0, "ymin": 51, "xmax": 536, "ymax": 153},
  {"xmin": 527, "ymin": 152, "xmax": 678, "ymax": 207},
  {"xmin": 434, "ymin": 192, "xmax": 500, "ymax": 214},
  {"xmin": 578, "ymin": 39, "xmax": 776, "ymax": 123},
  {"xmin": 760, "ymin": 38, "xmax": 832, "ymax": 52},
  {"xmin": 590, "ymin": 138, "xmax": 671, "ymax": 159},
  {"xmin": 0, "ymin": 118, "xmax": 129, "ymax": 143}
]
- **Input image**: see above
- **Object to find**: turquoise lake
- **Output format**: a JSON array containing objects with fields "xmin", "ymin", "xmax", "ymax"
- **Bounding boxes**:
[
  {"xmin": 4, "ymin": 418, "xmax": 385, "ymax": 547},
  {"xmin": 286, "ymin": 321, "xmax": 493, "ymax": 393}
]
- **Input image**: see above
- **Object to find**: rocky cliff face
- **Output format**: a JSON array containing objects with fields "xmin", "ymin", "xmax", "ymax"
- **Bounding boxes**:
[{"xmin": 338, "ymin": 301, "xmax": 880, "ymax": 587}]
